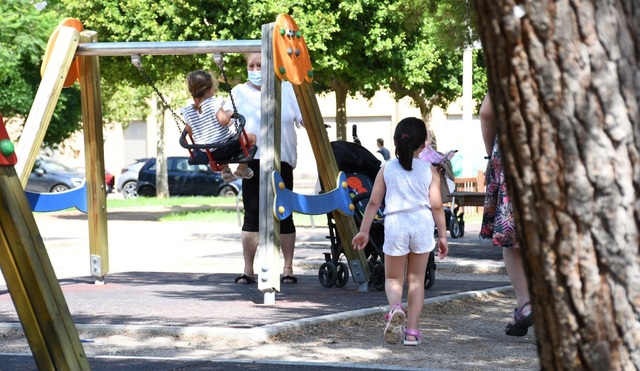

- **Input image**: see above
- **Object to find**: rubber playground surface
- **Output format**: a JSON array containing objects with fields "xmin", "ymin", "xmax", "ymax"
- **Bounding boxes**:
[{"xmin": 0, "ymin": 207, "xmax": 507, "ymax": 370}]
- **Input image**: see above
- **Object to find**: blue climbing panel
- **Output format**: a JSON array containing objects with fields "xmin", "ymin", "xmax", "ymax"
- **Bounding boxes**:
[
  {"xmin": 25, "ymin": 182, "xmax": 88, "ymax": 213},
  {"xmin": 272, "ymin": 171, "xmax": 354, "ymax": 221}
]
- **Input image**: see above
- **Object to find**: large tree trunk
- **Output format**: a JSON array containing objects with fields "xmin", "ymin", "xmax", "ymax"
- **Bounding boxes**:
[{"xmin": 475, "ymin": 1, "xmax": 640, "ymax": 369}]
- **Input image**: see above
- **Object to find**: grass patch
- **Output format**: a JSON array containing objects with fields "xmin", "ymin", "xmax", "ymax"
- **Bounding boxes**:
[
  {"xmin": 159, "ymin": 208, "xmax": 325, "ymax": 228},
  {"xmin": 160, "ymin": 209, "xmax": 241, "ymax": 223},
  {"xmin": 107, "ymin": 196, "xmax": 480, "ymax": 228},
  {"xmin": 108, "ymin": 196, "xmax": 236, "ymax": 209},
  {"xmin": 107, "ymin": 196, "xmax": 324, "ymax": 227}
]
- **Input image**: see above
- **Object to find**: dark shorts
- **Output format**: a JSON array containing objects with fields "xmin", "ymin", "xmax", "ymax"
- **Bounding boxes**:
[
  {"xmin": 242, "ymin": 160, "xmax": 295, "ymax": 234},
  {"xmin": 192, "ymin": 138, "xmax": 242, "ymax": 164},
  {"xmin": 210, "ymin": 137, "xmax": 242, "ymax": 160}
]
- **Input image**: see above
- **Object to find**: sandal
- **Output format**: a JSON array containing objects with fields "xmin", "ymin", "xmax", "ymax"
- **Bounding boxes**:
[
  {"xmin": 505, "ymin": 301, "xmax": 533, "ymax": 336},
  {"xmin": 234, "ymin": 274, "xmax": 255, "ymax": 284},
  {"xmin": 221, "ymin": 167, "xmax": 236, "ymax": 182},
  {"xmin": 234, "ymin": 166, "xmax": 254, "ymax": 180},
  {"xmin": 383, "ymin": 303, "xmax": 406, "ymax": 344},
  {"xmin": 280, "ymin": 275, "xmax": 298, "ymax": 284},
  {"xmin": 403, "ymin": 328, "xmax": 422, "ymax": 346}
]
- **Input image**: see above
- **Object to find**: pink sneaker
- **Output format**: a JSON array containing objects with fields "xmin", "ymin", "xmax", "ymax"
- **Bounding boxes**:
[{"xmin": 383, "ymin": 304, "xmax": 406, "ymax": 344}]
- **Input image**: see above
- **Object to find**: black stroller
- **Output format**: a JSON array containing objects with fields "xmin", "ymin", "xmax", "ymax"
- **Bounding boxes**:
[{"xmin": 319, "ymin": 140, "xmax": 437, "ymax": 291}]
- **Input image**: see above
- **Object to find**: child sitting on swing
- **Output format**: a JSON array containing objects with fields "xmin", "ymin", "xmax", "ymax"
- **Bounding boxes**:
[{"xmin": 182, "ymin": 70, "xmax": 256, "ymax": 181}]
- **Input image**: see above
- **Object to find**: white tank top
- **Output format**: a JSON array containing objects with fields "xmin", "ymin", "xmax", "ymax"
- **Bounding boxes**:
[{"xmin": 383, "ymin": 158, "xmax": 433, "ymax": 215}]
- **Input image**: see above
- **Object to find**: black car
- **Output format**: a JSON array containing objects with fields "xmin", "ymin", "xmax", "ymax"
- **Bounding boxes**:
[
  {"xmin": 26, "ymin": 157, "xmax": 85, "ymax": 193},
  {"xmin": 136, "ymin": 157, "xmax": 242, "ymax": 197}
]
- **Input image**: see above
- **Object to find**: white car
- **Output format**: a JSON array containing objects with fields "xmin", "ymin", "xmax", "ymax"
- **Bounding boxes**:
[{"xmin": 116, "ymin": 158, "xmax": 148, "ymax": 198}]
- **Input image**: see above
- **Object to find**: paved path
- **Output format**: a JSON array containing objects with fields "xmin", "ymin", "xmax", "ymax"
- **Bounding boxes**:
[{"xmin": 0, "ymin": 207, "xmax": 506, "ymax": 370}]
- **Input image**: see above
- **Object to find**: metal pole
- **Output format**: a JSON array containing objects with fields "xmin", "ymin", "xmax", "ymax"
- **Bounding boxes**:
[{"xmin": 75, "ymin": 40, "xmax": 261, "ymax": 57}]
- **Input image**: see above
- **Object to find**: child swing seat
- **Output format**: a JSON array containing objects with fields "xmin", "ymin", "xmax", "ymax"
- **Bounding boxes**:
[
  {"xmin": 131, "ymin": 53, "xmax": 257, "ymax": 172},
  {"xmin": 179, "ymin": 113, "xmax": 257, "ymax": 171}
]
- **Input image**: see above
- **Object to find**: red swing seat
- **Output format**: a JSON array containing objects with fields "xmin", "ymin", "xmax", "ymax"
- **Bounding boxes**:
[{"xmin": 178, "ymin": 113, "xmax": 257, "ymax": 171}]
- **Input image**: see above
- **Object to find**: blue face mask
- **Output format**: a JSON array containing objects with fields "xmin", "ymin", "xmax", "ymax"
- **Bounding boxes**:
[{"xmin": 248, "ymin": 70, "xmax": 261, "ymax": 86}]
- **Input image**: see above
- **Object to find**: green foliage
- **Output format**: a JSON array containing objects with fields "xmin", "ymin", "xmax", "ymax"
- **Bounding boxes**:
[
  {"xmin": 58, "ymin": 0, "xmax": 287, "ymax": 125},
  {"xmin": 17, "ymin": 0, "xmax": 486, "ymax": 142},
  {"xmin": 471, "ymin": 49, "xmax": 488, "ymax": 113},
  {"xmin": 290, "ymin": 0, "xmax": 423, "ymax": 98},
  {"xmin": 0, "ymin": 0, "xmax": 83, "ymax": 146},
  {"xmin": 425, "ymin": 0, "xmax": 478, "ymax": 51}
]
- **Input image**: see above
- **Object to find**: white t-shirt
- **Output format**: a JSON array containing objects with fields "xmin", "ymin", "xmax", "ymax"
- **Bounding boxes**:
[{"xmin": 229, "ymin": 81, "xmax": 303, "ymax": 168}]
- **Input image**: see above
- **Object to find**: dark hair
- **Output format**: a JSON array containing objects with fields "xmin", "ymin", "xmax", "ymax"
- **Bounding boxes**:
[
  {"xmin": 393, "ymin": 117, "xmax": 427, "ymax": 170},
  {"xmin": 186, "ymin": 70, "xmax": 213, "ymax": 100},
  {"xmin": 377, "ymin": 138, "xmax": 384, "ymax": 146}
]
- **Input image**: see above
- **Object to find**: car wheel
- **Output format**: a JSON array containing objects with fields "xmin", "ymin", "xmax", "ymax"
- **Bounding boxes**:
[
  {"xmin": 121, "ymin": 181, "xmax": 138, "ymax": 198},
  {"xmin": 217, "ymin": 185, "xmax": 237, "ymax": 198},
  {"xmin": 50, "ymin": 184, "xmax": 70, "ymax": 192},
  {"xmin": 136, "ymin": 185, "xmax": 155, "ymax": 197}
]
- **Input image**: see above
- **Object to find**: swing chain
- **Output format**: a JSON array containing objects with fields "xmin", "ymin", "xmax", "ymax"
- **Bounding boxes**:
[
  {"xmin": 213, "ymin": 54, "xmax": 240, "ymax": 132},
  {"xmin": 131, "ymin": 54, "xmax": 187, "ymax": 134}
]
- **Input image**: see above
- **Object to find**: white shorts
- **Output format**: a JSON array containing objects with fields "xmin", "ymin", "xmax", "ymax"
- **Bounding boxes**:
[{"xmin": 382, "ymin": 209, "xmax": 436, "ymax": 256}]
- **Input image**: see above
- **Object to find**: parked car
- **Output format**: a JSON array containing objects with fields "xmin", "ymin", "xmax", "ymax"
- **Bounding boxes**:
[
  {"xmin": 72, "ymin": 166, "xmax": 116, "ymax": 194},
  {"xmin": 26, "ymin": 157, "xmax": 85, "ymax": 193},
  {"xmin": 136, "ymin": 157, "xmax": 242, "ymax": 197},
  {"xmin": 116, "ymin": 158, "xmax": 148, "ymax": 198}
]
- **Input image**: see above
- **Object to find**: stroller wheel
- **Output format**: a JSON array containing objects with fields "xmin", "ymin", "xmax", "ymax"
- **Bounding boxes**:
[
  {"xmin": 318, "ymin": 262, "xmax": 338, "ymax": 288},
  {"xmin": 424, "ymin": 267, "xmax": 436, "ymax": 289},
  {"xmin": 449, "ymin": 218, "xmax": 461, "ymax": 238},
  {"xmin": 424, "ymin": 252, "xmax": 437, "ymax": 289},
  {"xmin": 335, "ymin": 262, "xmax": 350, "ymax": 288},
  {"xmin": 371, "ymin": 263, "xmax": 385, "ymax": 291}
]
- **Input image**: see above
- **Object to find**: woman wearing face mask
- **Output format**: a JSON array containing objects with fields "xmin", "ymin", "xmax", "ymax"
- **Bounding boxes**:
[{"xmin": 231, "ymin": 53, "xmax": 304, "ymax": 285}]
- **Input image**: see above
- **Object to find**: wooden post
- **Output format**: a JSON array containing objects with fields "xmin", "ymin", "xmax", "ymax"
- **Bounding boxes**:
[
  {"xmin": 14, "ymin": 26, "xmax": 79, "ymax": 185},
  {"xmin": 476, "ymin": 169, "xmax": 485, "ymax": 191},
  {"xmin": 0, "ymin": 130, "xmax": 89, "ymax": 370},
  {"xmin": 257, "ymin": 22, "xmax": 282, "ymax": 301},
  {"xmin": 292, "ymin": 84, "xmax": 370, "ymax": 288},
  {"xmin": 78, "ymin": 30, "xmax": 110, "ymax": 281},
  {"xmin": 271, "ymin": 14, "xmax": 370, "ymax": 289}
]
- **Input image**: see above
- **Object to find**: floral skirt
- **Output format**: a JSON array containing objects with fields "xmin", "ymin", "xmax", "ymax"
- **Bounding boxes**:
[{"xmin": 479, "ymin": 138, "xmax": 519, "ymax": 249}]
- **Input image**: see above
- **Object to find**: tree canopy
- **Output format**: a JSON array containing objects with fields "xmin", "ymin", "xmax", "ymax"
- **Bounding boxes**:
[
  {"xmin": 5, "ymin": 0, "xmax": 486, "ymax": 145},
  {"xmin": 0, "ymin": 0, "xmax": 83, "ymax": 146}
]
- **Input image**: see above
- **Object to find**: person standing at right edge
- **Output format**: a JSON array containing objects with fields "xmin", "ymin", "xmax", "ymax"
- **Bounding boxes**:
[
  {"xmin": 479, "ymin": 93, "xmax": 533, "ymax": 336},
  {"xmin": 231, "ymin": 53, "xmax": 303, "ymax": 285}
]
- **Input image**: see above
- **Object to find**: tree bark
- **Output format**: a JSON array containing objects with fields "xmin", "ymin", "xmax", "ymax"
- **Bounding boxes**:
[
  {"xmin": 475, "ymin": 1, "xmax": 640, "ymax": 369},
  {"xmin": 155, "ymin": 101, "xmax": 169, "ymax": 198},
  {"xmin": 331, "ymin": 80, "xmax": 349, "ymax": 141}
]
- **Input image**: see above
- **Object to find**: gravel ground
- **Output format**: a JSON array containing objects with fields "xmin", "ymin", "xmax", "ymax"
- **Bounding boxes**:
[
  {"xmin": 0, "ymin": 290, "xmax": 539, "ymax": 370},
  {"xmin": 0, "ymin": 208, "xmax": 539, "ymax": 370}
]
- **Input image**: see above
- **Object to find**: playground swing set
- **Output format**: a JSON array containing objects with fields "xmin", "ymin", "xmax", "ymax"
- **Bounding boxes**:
[
  {"xmin": 0, "ymin": 14, "xmax": 372, "ymax": 370},
  {"xmin": 131, "ymin": 53, "xmax": 257, "ymax": 171}
]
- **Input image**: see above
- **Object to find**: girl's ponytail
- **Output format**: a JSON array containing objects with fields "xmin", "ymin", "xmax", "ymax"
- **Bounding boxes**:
[{"xmin": 393, "ymin": 117, "xmax": 428, "ymax": 171}]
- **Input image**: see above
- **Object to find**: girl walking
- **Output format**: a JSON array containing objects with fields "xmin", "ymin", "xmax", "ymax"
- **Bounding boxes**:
[{"xmin": 352, "ymin": 117, "xmax": 448, "ymax": 346}]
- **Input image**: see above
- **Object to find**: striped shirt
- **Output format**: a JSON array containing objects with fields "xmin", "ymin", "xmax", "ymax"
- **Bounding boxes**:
[{"xmin": 182, "ymin": 97, "xmax": 232, "ymax": 150}]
